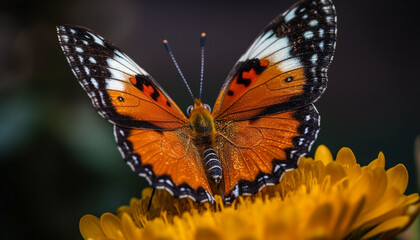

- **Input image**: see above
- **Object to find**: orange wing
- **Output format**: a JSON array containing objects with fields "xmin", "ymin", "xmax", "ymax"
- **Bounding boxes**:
[
  {"xmin": 215, "ymin": 105, "xmax": 320, "ymax": 201},
  {"xmin": 57, "ymin": 25, "xmax": 188, "ymax": 130},
  {"xmin": 213, "ymin": 0, "xmax": 337, "ymax": 120},
  {"xmin": 58, "ymin": 25, "xmax": 215, "ymax": 201},
  {"xmin": 114, "ymin": 125, "xmax": 213, "ymax": 202}
]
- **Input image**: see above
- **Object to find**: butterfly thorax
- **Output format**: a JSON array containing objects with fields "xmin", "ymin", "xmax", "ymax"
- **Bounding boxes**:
[{"xmin": 189, "ymin": 99, "xmax": 216, "ymax": 138}]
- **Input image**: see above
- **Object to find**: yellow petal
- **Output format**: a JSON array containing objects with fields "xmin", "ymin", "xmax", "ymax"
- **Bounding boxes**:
[
  {"xmin": 307, "ymin": 203, "xmax": 333, "ymax": 234},
  {"xmin": 366, "ymin": 168, "xmax": 388, "ymax": 205},
  {"xmin": 325, "ymin": 162, "xmax": 346, "ymax": 184},
  {"xmin": 194, "ymin": 227, "xmax": 222, "ymax": 240},
  {"xmin": 80, "ymin": 214, "xmax": 106, "ymax": 239},
  {"xmin": 347, "ymin": 164, "xmax": 362, "ymax": 181},
  {"xmin": 121, "ymin": 213, "xmax": 142, "ymax": 240},
  {"xmin": 141, "ymin": 188, "xmax": 154, "ymax": 198},
  {"xmin": 362, "ymin": 216, "xmax": 410, "ymax": 239},
  {"xmin": 368, "ymin": 152, "xmax": 385, "ymax": 169},
  {"xmin": 100, "ymin": 213, "xmax": 124, "ymax": 240},
  {"xmin": 386, "ymin": 164, "xmax": 408, "ymax": 194},
  {"xmin": 79, "ymin": 146, "xmax": 420, "ymax": 240},
  {"xmin": 314, "ymin": 145, "xmax": 333, "ymax": 165},
  {"xmin": 336, "ymin": 147, "xmax": 357, "ymax": 167}
]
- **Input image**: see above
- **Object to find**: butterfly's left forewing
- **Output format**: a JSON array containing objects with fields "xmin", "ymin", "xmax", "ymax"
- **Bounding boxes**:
[{"xmin": 57, "ymin": 25, "xmax": 187, "ymax": 130}]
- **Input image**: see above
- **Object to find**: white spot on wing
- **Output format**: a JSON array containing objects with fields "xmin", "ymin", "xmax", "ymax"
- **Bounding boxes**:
[
  {"xmin": 266, "ymin": 46, "xmax": 293, "ymax": 64},
  {"xmin": 61, "ymin": 35, "xmax": 69, "ymax": 42},
  {"xmin": 90, "ymin": 78, "xmax": 99, "ymax": 88},
  {"xmin": 250, "ymin": 34, "xmax": 282, "ymax": 59},
  {"xmin": 75, "ymin": 46, "xmax": 83, "ymax": 53},
  {"xmin": 111, "ymin": 55, "xmax": 138, "ymax": 74},
  {"xmin": 277, "ymin": 57, "xmax": 303, "ymax": 72},
  {"xmin": 106, "ymin": 79, "xmax": 127, "ymax": 91},
  {"xmin": 304, "ymin": 31, "xmax": 314, "ymax": 39},
  {"xmin": 310, "ymin": 54, "xmax": 318, "ymax": 64},
  {"xmin": 88, "ymin": 32, "xmax": 105, "ymax": 46},
  {"xmin": 319, "ymin": 41, "xmax": 325, "ymax": 51},
  {"xmin": 84, "ymin": 66, "xmax": 90, "ymax": 75},
  {"xmin": 98, "ymin": 91, "xmax": 107, "ymax": 106},
  {"xmin": 284, "ymin": 6, "xmax": 298, "ymax": 22},
  {"xmin": 108, "ymin": 68, "xmax": 131, "ymax": 81},
  {"xmin": 309, "ymin": 19, "xmax": 319, "ymax": 27},
  {"xmin": 232, "ymin": 185, "xmax": 239, "ymax": 197},
  {"xmin": 240, "ymin": 30, "xmax": 274, "ymax": 62},
  {"xmin": 319, "ymin": 28, "xmax": 325, "ymax": 38},
  {"xmin": 107, "ymin": 57, "xmax": 138, "ymax": 83},
  {"xmin": 326, "ymin": 15, "xmax": 334, "ymax": 23},
  {"xmin": 259, "ymin": 37, "xmax": 290, "ymax": 60},
  {"xmin": 89, "ymin": 57, "xmax": 97, "ymax": 64},
  {"xmin": 127, "ymin": 161, "xmax": 135, "ymax": 171},
  {"xmin": 111, "ymin": 51, "xmax": 148, "ymax": 76},
  {"xmin": 80, "ymin": 79, "xmax": 88, "ymax": 86}
]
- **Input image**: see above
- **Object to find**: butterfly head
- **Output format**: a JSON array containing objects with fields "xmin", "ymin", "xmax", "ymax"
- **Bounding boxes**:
[{"xmin": 188, "ymin": 99, "xmax": 214, "ymax": 135}]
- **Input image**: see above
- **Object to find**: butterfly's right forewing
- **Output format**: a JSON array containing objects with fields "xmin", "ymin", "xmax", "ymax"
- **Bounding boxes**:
[{"xmin": 213, "ymin": 0, "xmax": 337, "ymax": 120}]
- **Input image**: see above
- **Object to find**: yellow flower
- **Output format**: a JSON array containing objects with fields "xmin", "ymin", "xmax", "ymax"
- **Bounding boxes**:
[{"xmin": 79, "ymin": 146, "xmax": 419, "ymax": 240}]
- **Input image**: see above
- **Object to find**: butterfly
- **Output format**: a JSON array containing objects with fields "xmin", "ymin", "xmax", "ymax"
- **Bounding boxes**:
[{"xmin": 57, "ymin": 0, "xmax": 337, "ymax": 203}]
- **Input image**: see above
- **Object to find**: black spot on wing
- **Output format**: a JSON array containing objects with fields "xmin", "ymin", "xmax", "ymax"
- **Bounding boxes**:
[
  {"xmin": 235, "ymin": 58, "xmax": 268, "ymax": 87},
  {"xmin": 134, "ymin": 74, "xmax": 161, "ymax": 101},
  {"xmin": 57, "ymin": 25, "xmax": 167, "ymax": 130}
]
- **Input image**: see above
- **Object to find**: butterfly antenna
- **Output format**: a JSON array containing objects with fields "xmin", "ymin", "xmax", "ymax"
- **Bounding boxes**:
[
  {"xmin": 199, "ymin": 32, "xmax": 206, "ymax": 99},
  {"xmin": 163, "ymin": 40, "xmax": 195, "ymax": 100}
]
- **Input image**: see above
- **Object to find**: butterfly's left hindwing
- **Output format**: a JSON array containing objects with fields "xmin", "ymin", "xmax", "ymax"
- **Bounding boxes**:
[
  {"xmin": 213, "ymin": 0, "xmax": 337, "ymax": 120},
  {"xmin": 114, "ymin": 126, "xmax": 214, "ymax": 202},
  {"xmin": 57, "ymin": 25, "xmax": 188, "ymax": 130}
]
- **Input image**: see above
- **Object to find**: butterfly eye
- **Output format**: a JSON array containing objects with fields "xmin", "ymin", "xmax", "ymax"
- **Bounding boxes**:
[
  {"xmin": 187, "ymin": 105, "xmax": 194, "ymax": 116},
  {"xmin": 203, "ymin": 103, "xmax": 211, "ymax": 113}
]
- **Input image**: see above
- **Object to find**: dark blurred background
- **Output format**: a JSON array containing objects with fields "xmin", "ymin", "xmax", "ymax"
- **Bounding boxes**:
[{"xmin": 1, "ymin": 0, "xmax": 419, "ymax": 239}]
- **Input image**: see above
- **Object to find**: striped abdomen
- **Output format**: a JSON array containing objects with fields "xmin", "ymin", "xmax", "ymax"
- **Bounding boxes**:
[{"xmin": 203, "ymin": 147, "xmax": 222, "ymax": 183}]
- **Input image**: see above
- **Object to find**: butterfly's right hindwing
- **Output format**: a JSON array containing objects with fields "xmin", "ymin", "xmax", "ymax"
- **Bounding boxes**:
[{"xmin": 57, "ymin": 25, "xmax": 188, "ymax": 130}]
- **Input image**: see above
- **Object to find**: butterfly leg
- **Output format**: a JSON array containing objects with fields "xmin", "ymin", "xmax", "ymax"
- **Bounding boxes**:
[{"xmin": 147, "ymin": 187, "xmax": 156, "ymax": 211}]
